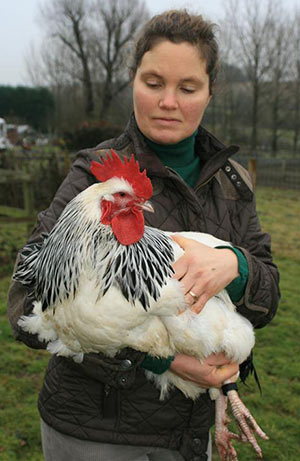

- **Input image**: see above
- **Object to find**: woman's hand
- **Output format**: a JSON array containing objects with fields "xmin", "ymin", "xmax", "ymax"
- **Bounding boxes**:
[
  {"xmin": 172, "ymin": 234, "xmax": 239, "ymax": 314},
  {"xmin": 170, "ymin": 352, "xmax": 239, "ymax": 388}
]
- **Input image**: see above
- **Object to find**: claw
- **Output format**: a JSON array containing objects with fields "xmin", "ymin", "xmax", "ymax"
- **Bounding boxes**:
[
  {"xmin": 227, "ymin": 389, "xmax": 269, "ymax": 458},
  {"xmin": 215, "ymin": 392, "xmax": 240, "ymax": 461},
  {"xmin": 214, "ymin": 386, "xmax": 269, "ymax": 460}
]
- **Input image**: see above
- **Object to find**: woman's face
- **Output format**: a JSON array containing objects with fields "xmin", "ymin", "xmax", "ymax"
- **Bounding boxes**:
[{"xmin": 133, "ymin": 40, "xmax": 211, "ymax": 145}]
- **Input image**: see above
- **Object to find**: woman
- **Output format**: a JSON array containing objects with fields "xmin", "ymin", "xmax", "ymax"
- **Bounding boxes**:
[{"xmin": 7, "ymin": 10, "xmax": 279, "ymax": 461}]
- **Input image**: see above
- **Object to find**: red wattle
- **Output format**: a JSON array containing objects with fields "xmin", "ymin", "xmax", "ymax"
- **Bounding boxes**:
[{"xmin": 111, "ymin": 208, "xmax": 144, "ymax": 245}]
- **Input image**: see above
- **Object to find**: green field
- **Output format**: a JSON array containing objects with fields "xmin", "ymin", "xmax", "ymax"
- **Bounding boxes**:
[{"xmin": 0, "ymin": 187, "xmax": 299, "ymax": 460}]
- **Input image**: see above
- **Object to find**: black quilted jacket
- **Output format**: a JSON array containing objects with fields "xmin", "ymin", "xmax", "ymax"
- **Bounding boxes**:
[{"xmin": 7, "ymin": 115, "xmax": 280, "ymax": 461}]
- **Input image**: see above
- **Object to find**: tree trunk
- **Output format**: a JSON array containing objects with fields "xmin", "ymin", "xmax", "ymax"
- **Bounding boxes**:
[
  {"xmin": 82, "ymin": 63, "xmax": 94, "ymax": 117},
  {"xmin": 99, "ymin": 72, "xmax": 113, "ymax": 119},
  {"xmin": 271, "ymin": 81, "xmax": 280, "ymax": 157},
  {"xmin": 251, "ymin": 79, "xmax": 259, "ymax": 154},
  {"xmin": 293, "ymin": 78, "xmax": 300, "ymax": 155},
  {"xmin": 72, "ymin": 15, "xmax": 94, "ymax": 118}
]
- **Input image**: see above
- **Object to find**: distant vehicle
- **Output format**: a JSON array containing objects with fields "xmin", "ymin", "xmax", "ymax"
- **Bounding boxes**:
[{"xmin": 0, "ymin": 117, "xmax": 10, "ymax": 151}]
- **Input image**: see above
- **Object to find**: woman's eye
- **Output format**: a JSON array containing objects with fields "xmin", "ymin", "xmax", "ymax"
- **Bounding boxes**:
[
  {"xmin": 181, "ymin": 87, "xmax": 195, "ymax": 94},
  {"xmin": 146, "ymin": 82, "xmax": 160, "ymax": 88}
]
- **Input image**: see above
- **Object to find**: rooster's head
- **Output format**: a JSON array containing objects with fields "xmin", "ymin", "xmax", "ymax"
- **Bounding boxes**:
[{"xmin": 90, "ymin": 150, "xmax": 153, "ymax": 245}]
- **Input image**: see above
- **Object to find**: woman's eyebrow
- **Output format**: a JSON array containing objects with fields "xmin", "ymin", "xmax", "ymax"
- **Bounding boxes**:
[
  {"xmin": 141, "ymin": 71, "xmax": 163, "ymax": 79},
  {"xmin": 179, "ymin": 76, "xmax": 203, "ymax": 84},
  {"xmin": 141, "ymin": 71, "xmax": 203, "ymax": 84}
]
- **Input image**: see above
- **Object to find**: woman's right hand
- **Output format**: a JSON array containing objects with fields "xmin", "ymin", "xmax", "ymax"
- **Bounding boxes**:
[{"xmin": 169, "ymin": 352, "xmax": 239, "ymax": 388}]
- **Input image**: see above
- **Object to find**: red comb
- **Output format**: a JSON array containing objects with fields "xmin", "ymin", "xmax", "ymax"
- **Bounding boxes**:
[{"xmin": 90, "ymin": 149, "xmax": 153, "ymax": 200}]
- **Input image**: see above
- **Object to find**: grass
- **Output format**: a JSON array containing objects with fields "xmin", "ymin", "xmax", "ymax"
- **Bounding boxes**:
[
  {"xmin": 0, "ymin": 276, "xmax": 48, "ymax": 460},
  {"xmin": 0, "ymin": 187, "xmax": 300, "ymax": 460},
  {"xmin": 0, "ymin": 223, "xmax": 31, "ymax": 278}
]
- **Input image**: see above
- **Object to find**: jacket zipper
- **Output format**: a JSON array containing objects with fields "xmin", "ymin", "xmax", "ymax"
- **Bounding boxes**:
[
  {"xmin": 103, "ymin": 384, "xmax": 121, "ymax": 430},
  {"xmin": 104, "ymin": 384, "xmax": 110, "ymax": 397},
  {"xmin": 102, "ymin": 384, "xmax": 111, "ymax": 418},
  {"xmin": 166, "ymin": 166, "xmax": 213, "ymax": 195}
]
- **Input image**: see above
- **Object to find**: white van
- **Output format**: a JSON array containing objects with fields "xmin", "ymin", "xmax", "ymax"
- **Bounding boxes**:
[{"xmin": 0, "ymin": 117, "xmax": 8, "ymax": 150}]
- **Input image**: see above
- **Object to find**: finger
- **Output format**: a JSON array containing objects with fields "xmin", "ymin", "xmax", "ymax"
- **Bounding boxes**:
[
  {"xmin": 228, "ymin": 372, "xmax": 239, "ymax": 383},
  {"xmin": 185, "ymin": 291, "xmax": 197, "ymax": 306},
  {"xmin": 172, "ymin": 257, "xmax": 188, "ymax": 280},
  {"xmin": 213, "ymin": 364, "xmax": 240, "ymax": 386},
  {"xmin": 190, "ymin": 293, "xmax": 209, "ymax": 314},
  {"xmin": 206, "ymin": 352, "xmax": 232, "ymax": 367},
  {"xmin": 175, "ymin": 272, "xmax": 196, "ymax": 294},
  {"xmin": 171, "ymin": 234, "xmax": 194, "ymax": 249}
]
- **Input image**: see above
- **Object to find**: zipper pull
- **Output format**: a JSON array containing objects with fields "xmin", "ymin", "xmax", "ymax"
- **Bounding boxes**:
[{"xmin": 104, "ymin": 384, "xmax": 110, "ymax": 396}]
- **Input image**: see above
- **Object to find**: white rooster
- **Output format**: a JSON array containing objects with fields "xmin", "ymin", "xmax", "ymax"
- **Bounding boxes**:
[{"xmin": 14, "ymin": 151, "xmax": 268, "ymax": 461}]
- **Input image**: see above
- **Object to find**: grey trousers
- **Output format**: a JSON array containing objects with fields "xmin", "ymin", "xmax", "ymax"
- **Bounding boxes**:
[{"xmin": 41, "ymin": 419, "xmax": 212, "ymax": 461}]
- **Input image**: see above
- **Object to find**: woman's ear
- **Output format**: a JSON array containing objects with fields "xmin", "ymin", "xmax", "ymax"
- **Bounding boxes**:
[
  {"xmin": 129, "ymin": 69, "xmax": 135, "ymax": 86},
  {"xmin": 205, "ymin": 94, "xmax": 212, "ymax": 109}
]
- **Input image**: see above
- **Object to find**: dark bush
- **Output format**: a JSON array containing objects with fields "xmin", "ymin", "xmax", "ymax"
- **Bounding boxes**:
[
  {"xmin": 0, "ymin": 85, "xmax": 54, "ymax": 131},
  {"xmin": 64, "ymin": 120, "xmax": 122, "ymax": 152}
]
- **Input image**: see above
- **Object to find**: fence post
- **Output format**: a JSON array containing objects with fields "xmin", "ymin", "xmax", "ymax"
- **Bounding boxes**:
[
  {"xmin": 23, "ymin": 180, "xmax": 34, "ymax": 217},
  {"xmin": 248, "ymin": 158, "xmax": 257, "ymax": 189},
  {"xmin": 64, "ymin": 150, "xmax": 71, "ymax": 176}
]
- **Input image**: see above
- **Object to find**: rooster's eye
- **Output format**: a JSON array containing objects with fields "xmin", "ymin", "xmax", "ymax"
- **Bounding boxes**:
[{"xmin": 119, "ymin": 192, "xmax": 126, "ymax": 198}]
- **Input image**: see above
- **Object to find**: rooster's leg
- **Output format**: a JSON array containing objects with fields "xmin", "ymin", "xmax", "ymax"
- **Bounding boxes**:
[
  {"xmin": 226, "ymin": 387, "xmax": 269, "ymax": 459},
  {"xmin": 214, "ymin": 391, "xmax": 240, "ymax": 461}
]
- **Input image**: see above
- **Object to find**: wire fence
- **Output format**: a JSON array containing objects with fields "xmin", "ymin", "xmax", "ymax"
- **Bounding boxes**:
[
  {"xmin": 0, "ymin": 149, "xmax": 299, "ymax": 217},
  {"xmin": 235, "ymin": 154, "xmax": 300, "ymax": 189}
]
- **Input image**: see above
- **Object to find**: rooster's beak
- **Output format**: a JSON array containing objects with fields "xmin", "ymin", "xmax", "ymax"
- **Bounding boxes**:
[{"xmin": 140, "ymin": 200, "xmax": 154, "ymax": 213}]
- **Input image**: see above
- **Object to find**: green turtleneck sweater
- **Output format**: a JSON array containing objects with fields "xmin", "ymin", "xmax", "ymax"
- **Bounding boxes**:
[
  {"xmin": 145, "ymin": 131, "xmax": 200, "ymax": 187},
  {"xmin": 141, "ymin": 133, "xmax": 249, "ymax": 375}
]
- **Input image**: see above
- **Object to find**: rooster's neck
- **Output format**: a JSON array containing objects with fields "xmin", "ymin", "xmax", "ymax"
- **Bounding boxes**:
[
  {"xmin": 95, "ymin": 226, "xmax": 175, "ymax": 310},
  {"xmin": 15, "ymin": 194, "xmax": 175, "ymax": 313}
]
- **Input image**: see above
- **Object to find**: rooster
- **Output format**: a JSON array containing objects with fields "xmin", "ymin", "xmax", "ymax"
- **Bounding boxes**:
[{"xmin": 14, "ymin": 151, "xmax": 268, "ymax": 461}]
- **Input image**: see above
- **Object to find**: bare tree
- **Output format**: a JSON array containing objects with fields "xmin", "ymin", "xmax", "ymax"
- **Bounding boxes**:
[
  {"xmin": 266, "ymin": 10, "xmax": 291, "ymax": 156},
  {"xmin": 225, "ymin": 0, "xmax": 278, "ymax": 153},
  {"xmin": 38, "ymin": 0, "xmax": 94, "ymax": 117},
  {"xmin": 216, "ymin": 21, "xmax": 235, "ymax": 142},
  {"xmin": 91, "ymin": 0, "xmax": 149, "ymax": 118},
  {"xmin": 217, "ymin": 21, "xmax": 248, "ymax": 144},
  {"xmin": 291, "ymin": 11, "xmax": 300, "ymax": 155},
  {"xmin": 25, "ymin": 39, "xmax": 86, "ymax": 131},
  {"xmin": 26, "ymin": 0, "xmax": 149, "ymax": 125}
]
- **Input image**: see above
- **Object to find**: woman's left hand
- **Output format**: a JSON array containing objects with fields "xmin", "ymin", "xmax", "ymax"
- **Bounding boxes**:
[{"xmin": 172, "ymin": 234, "xmax": 239, "ymax": 314}]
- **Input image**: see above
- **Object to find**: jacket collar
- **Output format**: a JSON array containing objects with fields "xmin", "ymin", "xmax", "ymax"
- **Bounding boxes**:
[{"xmin": 124, "ymin": 114, "xmax": 239, "ymax": 185}]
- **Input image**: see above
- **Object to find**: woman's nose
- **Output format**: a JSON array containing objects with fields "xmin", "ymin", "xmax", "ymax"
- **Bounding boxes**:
[{"xmin": 159, "ymin": 90, "xmax": 178, "ymax": 109}]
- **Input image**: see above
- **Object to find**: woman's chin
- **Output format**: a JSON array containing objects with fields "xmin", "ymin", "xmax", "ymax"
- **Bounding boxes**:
[{"xmin": 147, "ymin": 131, "xmax": 186, "ymax": 145}]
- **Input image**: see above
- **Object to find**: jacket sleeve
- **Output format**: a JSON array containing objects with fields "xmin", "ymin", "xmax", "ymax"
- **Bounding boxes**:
[{"xmin": 235, "ymin": 196, "xmax": 280, "ymax": 328}]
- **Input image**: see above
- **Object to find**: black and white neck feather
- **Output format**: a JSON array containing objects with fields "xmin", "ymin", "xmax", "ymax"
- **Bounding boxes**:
[{"xmin": 13, "ymin": 190, "xmax": 175, "ymax": 311}]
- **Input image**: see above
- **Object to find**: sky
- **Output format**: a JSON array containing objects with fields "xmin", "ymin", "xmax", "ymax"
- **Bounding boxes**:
[{"xmin": 0, "ymin": 0, "xmax": 299, "ymax": 87}]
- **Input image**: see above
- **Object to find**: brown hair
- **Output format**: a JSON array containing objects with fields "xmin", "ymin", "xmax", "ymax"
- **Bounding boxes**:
[{"xmin": 131, "ymin": 10, "xmax": 219, "ymax": 94}]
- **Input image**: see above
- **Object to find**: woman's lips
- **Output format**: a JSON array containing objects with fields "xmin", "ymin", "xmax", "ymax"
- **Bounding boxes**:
[{"xmin": 153, "ymin": 117, "xmax": 181, "ymax": 125}]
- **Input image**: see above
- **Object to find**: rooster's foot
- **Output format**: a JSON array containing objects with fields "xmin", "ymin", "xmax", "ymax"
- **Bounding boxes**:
[
  {"xmin": 227, "ymin": 388, "xmax": 269, "ymax": 459},
  {"xmin": 215, "ymin": 391, "xmax": 240, "ymax": 461}
]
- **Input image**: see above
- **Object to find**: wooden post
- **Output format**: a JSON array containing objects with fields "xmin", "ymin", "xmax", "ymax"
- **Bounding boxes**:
[
  {"xmin": 248, "ymin": 158, "xmax": 257, "ymax": 189},
  {"xmin": 23, "ymin": 180, "xmax": 34, "ymax": 216},
  {"xmin": 64, "ymin": 150, "xmax": 71, "ymax": 176},
  {"xmin": 0, "ymin": 169, "xmax": 35, "ymax": 234}
]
